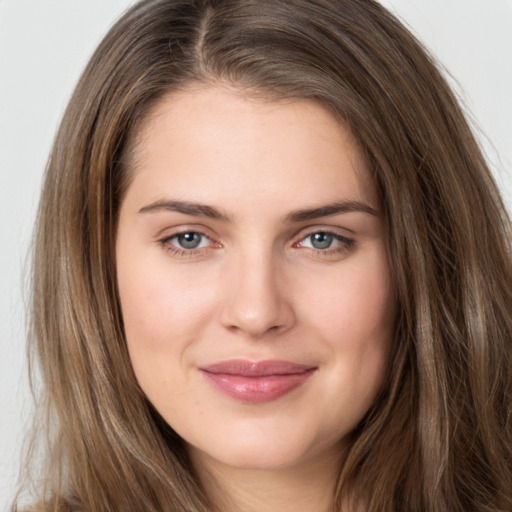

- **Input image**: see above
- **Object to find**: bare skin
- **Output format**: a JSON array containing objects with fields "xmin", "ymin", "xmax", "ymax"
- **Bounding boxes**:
[{"xmin": 116, "ymin": 86, "xmax": 394, "ymax": 512}]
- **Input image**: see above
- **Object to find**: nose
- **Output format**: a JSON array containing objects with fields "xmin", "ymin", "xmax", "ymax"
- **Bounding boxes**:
[{"xmin": 220, "ymin": 250, "xmax": 296, "ymax": 339}]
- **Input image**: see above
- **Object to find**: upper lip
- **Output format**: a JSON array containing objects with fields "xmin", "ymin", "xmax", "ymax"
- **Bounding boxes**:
[{"xmin": 199, "ymin": 359, "xmax": 316, "ymax": 377}]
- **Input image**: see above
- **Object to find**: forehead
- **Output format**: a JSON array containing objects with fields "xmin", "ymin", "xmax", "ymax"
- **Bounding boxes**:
[{"xmin": 126, "ymin": 86, "xmax": 376, "ymax": 212}]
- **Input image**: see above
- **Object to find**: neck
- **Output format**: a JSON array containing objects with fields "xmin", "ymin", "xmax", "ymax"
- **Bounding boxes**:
[{"xmin": 191, "ymin": 448, "xmax": 343, "ymax": 512}]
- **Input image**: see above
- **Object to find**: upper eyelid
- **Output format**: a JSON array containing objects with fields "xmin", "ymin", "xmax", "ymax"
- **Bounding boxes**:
[
  {"xmin": 166, "ymin": 229, "xmax": 211, "ymax": 238},
  {"xmin": 158, "ymin": 225, "xmax": 216, "ymax": 240},
  {"xmin": 293, "ymin": 225, "xmax": 354, "ymax": 241},
  {"xmin": 299, "ymin": 230, "xmax": 351, "ymax": 241},
  {"xmin": 163, "ymin": 231, "xmax": 216, "ymax": 246},
  {"xmin": 295, "ymin": 232, "xmax": 353, "ymax": 247}
]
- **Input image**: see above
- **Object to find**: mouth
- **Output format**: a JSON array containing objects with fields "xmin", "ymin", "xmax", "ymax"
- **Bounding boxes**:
[{"xmin": 199, "ymin": 359, "xmax": 317, "ymax": 403}]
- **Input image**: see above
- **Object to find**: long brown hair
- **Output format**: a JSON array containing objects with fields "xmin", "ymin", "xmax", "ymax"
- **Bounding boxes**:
[{"xmin": 15, "ymin": 0, "xmax": 512, "ymax": 510}]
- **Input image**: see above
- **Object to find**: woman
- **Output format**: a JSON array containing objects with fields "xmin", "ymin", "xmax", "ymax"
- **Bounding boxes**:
[{"xmin": 14, "ymin": 0, "xmax": 512, "ymax": 511}]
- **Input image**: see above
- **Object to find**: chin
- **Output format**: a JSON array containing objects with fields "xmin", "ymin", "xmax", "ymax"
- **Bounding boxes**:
[
  {"xmin": 185, "ymin": 419, "xmax": 342, "ymax": 473},
  {"xmin": 190, "ymin": 444, "xmax": 309, "ymax": 472}
]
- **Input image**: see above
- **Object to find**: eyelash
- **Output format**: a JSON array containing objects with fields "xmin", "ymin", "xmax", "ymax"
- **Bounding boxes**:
[
  {"xmin": 294, "ymin": 231, "xmax": 355, "ymax": 257},
  {"xmin": 159, "ymin": 230, "xmax": 220, "ymax": 258},
  {"xmin": 159, "ymin": 229, "xmax": 355, "ymax": 259}
]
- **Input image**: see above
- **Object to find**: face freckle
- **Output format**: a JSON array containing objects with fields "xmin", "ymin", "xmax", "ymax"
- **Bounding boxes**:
[{"xmin": 116, "ymin": 86, "xmax": 395, "ymax": 477}]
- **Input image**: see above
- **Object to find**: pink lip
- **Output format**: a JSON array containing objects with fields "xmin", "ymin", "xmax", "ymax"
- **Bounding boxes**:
[{"xmin": 199, "ymin": 359, "xmax": 317, "ymax": 403}]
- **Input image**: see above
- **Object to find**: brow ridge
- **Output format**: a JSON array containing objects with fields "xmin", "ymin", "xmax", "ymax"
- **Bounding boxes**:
[
  {"xmin": 138, "ymin": 198, "xmax": 377, "ymax": 224},
  {"xmin": 283, "ymin": 200, "xmax": 378, "ymax": 223},
  {"xmin": 138, "ymin": 200, "xmax": 230, "ymax": 222}
]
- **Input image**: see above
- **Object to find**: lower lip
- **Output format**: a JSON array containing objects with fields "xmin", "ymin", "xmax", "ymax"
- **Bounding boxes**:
[{"xmin": 200, "ymin": 369, "xmax": 316, "ymax": 403}]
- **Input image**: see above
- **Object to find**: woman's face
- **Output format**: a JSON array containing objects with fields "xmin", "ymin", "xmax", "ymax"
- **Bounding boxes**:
[{"xmin": 116, "ymin": 87, "xmax": 394, "ymax": 473}]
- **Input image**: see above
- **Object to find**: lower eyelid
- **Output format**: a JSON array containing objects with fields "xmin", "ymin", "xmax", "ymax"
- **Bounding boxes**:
[{"xmin": 159, "ymin": 231, "xmax": 223, "ymax": 256}]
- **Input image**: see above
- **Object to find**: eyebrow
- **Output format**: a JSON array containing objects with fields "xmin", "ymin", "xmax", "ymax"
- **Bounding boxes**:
[
  {"xmin": 138, "ymin": 200, "xmax": 231, "ymax": 222},
  {"xmin": 138, "ymin": 199, "xmax": 378, "ymax": 223},
  {"xmin": 283, "ymin": 200, "xmax": 378, "ymax": 223}
]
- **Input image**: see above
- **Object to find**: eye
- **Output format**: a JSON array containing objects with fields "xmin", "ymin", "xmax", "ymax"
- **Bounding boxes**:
[
  {"xmin": 171, "ymin": 232, "xmax": 210, "ymax": 250},
  {"xmin": 295, "ymin": 230, "xmax": 354, "ymax": 256},
  {"xmin": 159, "ymin": 230, "xmax": 218, "ymax": 256},
  {"xmin": 302, "ymin": 232, "xmax": 337, "ymax": 250}
]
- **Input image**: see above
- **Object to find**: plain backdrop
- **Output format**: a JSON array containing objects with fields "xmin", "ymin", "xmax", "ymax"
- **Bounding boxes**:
[{"xmin": 1, "ymin": 0, "xmax": 511, "ymax": 508}]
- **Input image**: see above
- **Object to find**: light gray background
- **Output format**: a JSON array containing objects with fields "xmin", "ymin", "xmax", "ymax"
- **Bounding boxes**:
[{"xmin": 1, "ymin": 0, "xmax": 511, "ymax": 508}]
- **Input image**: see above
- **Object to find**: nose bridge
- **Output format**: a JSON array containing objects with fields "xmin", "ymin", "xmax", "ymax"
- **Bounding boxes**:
[{"xmin": 220, "ymin": 242, "xmax": 295, "ymax": 338}]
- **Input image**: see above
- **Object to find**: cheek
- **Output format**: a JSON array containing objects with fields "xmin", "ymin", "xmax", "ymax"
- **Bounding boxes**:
[
  {"xmin": 119, "ymin": 271, "xmax": 177, "ymax": 349},
  {"xmin": 116, "ymin": 252, "xmax": 219, "ymax": 381},
  {"xmin": 302, "ymin": 251, "xmax": 394, "ymax": 403},
  {"xmin": 308, "ymin": 251, "xmax": 394, "ymax": 344}
]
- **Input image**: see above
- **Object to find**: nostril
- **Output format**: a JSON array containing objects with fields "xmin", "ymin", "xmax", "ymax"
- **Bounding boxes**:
[{"xmin": 219, "ymin": 260, "xmax": 297, "ymax": 338}]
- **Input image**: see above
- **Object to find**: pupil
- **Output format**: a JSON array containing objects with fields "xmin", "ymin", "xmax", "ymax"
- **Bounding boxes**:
[
  {"xmin": 178, "ymin": 232, "xmax": 201, "ymax": 249},
  {"xmin": 311, "ymin": 232, "xmax": 333, "ymax": 249}
]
